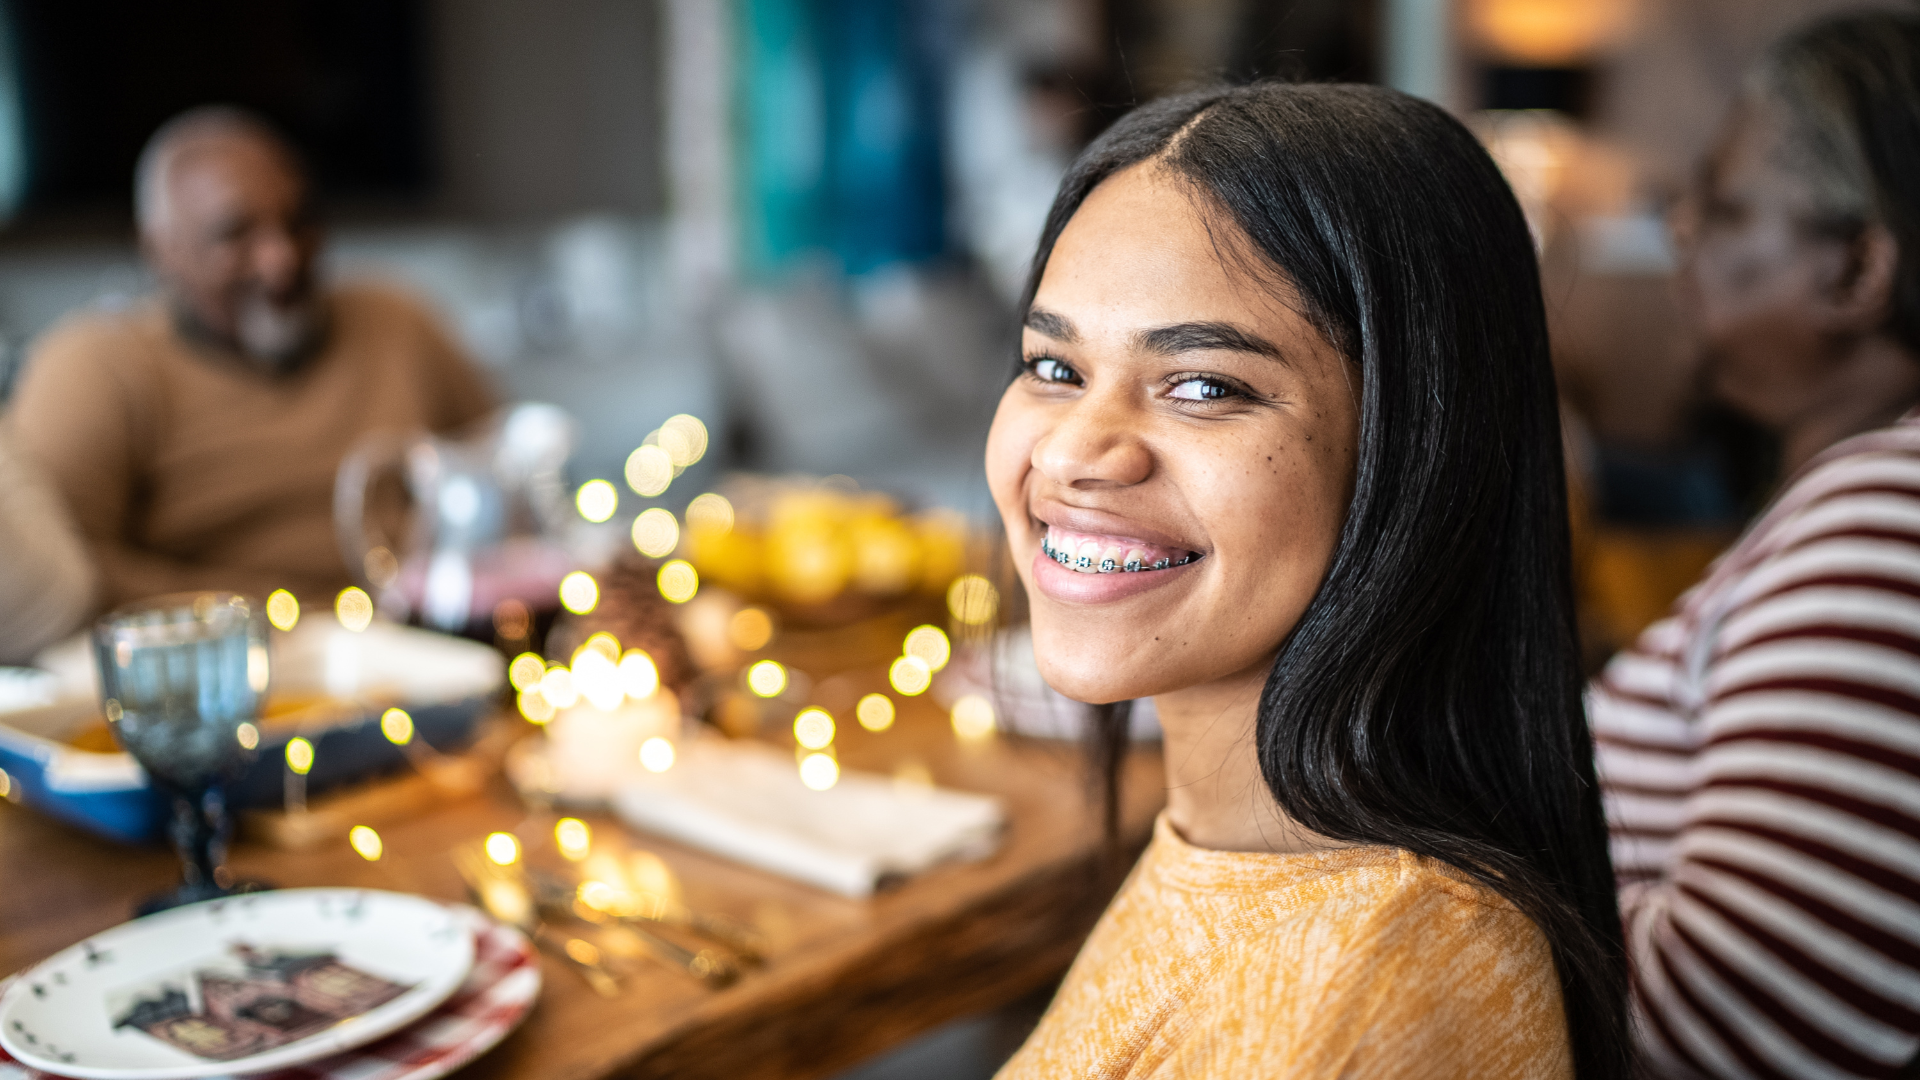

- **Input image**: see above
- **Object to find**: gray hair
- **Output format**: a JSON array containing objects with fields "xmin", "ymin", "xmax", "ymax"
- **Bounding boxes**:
[
  {"xmin": 133, "ymin": 106, "xmax": 300, "ymax": 235},
  {"xmin": 1745, "ymin": 8, "xmax": 1920, "ymax": 347}
]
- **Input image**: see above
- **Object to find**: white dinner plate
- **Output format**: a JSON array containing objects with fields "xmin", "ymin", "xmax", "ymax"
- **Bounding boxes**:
[{"xmin": 0, "ymin": 889, "xmax": 474, "ymax": 1080}]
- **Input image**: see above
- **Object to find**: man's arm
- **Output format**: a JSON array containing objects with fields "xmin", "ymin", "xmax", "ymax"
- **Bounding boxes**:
[{"xmin": 5, "ymin": 317, "xmax": 237, "ymax": 610}]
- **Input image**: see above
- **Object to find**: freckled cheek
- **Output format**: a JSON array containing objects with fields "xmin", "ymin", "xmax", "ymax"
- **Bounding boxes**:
[{"xmin": 1191, "ymin": 442, "xmax": 1347, "ymax": 568}]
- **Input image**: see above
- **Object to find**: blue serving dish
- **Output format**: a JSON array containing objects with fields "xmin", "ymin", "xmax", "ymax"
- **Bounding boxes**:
[{"xmin": 0, "ymin": 622, "xmax": 504, "ymax": 844}]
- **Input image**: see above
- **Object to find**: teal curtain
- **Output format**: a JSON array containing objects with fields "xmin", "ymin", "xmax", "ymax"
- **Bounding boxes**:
[{"xmin": 733, "ymin": 0, "xmax": 946, "ymax": 278}]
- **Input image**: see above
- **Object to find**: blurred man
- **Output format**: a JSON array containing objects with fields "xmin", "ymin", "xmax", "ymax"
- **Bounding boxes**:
[
  {"xmin": 6, "ymin": 107, "xmax": 494, "ymax": 611},
  {"xmin": 1589, "ymin": 12, "xmax": 1920, "ymax": 1077}
]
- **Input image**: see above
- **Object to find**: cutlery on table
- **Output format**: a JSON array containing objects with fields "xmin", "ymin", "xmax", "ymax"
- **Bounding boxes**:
[
  {"xmin": 453, "ymin": 846, "xmax": 622, "ymax": 997},
  {"xmin": 524, "ymin": 865, "xmax": 768, "ymax": 967}
]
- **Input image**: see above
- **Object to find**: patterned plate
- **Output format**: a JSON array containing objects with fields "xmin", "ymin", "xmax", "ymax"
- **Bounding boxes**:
[{"xmin": 0, "ymin": 905, "xmax": 537, "ymax": 1080}]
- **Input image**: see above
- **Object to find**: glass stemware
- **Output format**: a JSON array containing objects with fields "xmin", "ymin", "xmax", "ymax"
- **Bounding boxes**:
[{"xmin": 93, "ymin": 592, "xmax": 270, "ymax": 912}]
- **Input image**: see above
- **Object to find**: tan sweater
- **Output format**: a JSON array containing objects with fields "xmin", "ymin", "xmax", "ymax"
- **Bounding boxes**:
[
  {"xmin": 998, "ymin": 813, "xmax": 1572, "ymax": 1080},
  {"xmin": 6, "ymin": 282, "xmax": 495, "ymax": 612}
]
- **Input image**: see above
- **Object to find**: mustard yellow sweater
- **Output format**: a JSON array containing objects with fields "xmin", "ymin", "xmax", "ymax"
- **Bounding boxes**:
[{"xmin": 998, "ymin": 814, "xmax": 1572, "ymax": 1079}]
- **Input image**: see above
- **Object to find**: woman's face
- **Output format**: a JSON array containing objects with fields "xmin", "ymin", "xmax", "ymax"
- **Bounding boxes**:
[
  {"xmin": 1672, "ymin": 100, "xmax": 1865, "ymax": 430},
  {"xmin": 986, "ymin": 162, "xmax": 1360, "ymax": 705}
]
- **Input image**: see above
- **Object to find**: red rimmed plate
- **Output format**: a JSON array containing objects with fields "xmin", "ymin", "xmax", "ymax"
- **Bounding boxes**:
[{"xmin": 0, "ymin": 905, "xmax": 537, "ymax": 1080}]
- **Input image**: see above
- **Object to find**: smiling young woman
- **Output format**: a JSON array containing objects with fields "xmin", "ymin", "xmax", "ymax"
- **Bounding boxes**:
[{"xmin": 986, "ymin": 85, "xmax": 1630, "ymax": 1078}]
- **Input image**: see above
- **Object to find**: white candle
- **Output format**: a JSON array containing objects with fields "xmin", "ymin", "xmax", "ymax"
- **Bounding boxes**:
[{"xmin": 545, "ymin": 689, "xmax": 682, "ymax": 800}]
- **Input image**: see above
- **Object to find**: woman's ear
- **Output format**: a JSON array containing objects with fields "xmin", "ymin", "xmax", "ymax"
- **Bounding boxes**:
[{"xmin": 1818, "ymin": 221, "xmax": 1900, "ymax": 334}]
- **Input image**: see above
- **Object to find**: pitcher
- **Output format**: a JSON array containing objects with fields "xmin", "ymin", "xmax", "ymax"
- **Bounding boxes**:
[{"xmin": 334, "ymin": 402, "xmax": 577, "ymax": 631}]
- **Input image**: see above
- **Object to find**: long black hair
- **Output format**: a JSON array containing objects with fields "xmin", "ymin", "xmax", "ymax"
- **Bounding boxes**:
[{"xmin": 1027, "ymin": 83, "xmax": 1630, "ymax": 1077}]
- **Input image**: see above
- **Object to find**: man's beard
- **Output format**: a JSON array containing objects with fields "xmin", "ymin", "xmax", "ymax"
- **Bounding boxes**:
[{"xmin": 232, "ymin": 289, "xmax": 328, "ymax": 373}]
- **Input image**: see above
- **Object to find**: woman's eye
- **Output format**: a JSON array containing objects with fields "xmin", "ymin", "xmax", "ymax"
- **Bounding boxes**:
[
  {"xmin": 1168, "ymin": 376, "xmax": 1237, "ymax": 402},
  {"xmin": 1026, "ymin": 356, "xmax": 1082, "ymax": 385}
]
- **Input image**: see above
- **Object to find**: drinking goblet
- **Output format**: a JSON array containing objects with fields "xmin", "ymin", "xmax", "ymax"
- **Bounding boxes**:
[{"xmin": 93, "ymin": 592, "xmax": 270, "ymax": 912}]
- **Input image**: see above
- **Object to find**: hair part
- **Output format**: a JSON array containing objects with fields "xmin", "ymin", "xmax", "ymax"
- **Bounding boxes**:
[
  {"xmin": 135, "ymin": 105, "xmax": 303, "ymax": 235},
  {"xmin": 1027, "ymin": 82, "xmax": 1631, "ymax": 1079},
  {"xmin": 1749, "ymin": 8, "xmax": 1920, "ymax": 349}
]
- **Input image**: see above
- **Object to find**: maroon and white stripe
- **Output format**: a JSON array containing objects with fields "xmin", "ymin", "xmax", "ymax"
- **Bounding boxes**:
[{"xmin": 1592, "ymin": 414, "xmax": 1920, "ymax": 1080}]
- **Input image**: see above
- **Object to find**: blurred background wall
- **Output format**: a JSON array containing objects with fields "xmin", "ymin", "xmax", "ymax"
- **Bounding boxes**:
[{"xmin": 0, "ymin": 0, "xmax": 1898, "ymax": 665}]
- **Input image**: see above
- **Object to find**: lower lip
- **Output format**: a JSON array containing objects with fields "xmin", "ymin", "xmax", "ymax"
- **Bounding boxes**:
[{"xmin": 1030, "ymin": 546, "xmax": 1200, "ymax": 604}]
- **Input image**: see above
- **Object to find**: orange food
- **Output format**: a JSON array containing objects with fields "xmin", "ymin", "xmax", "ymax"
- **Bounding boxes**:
[{"xmin": 58, "ymin": 693, "xmax": 402, "ymax": 753}]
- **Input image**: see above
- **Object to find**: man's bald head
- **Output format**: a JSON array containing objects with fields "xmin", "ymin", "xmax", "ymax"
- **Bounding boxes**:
[
  {"xmin": 135, "ymin": 106, "xmax": 303, "ymax": 237},
  {"xmin": 134, "ymin": 106, "xmax": 326, "ymax": 370}
]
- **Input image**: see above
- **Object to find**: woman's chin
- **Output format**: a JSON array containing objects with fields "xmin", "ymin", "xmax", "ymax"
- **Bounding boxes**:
[{"xmin": 1031, "ymin": 639, "xmax": 1163, "ymax": 705}]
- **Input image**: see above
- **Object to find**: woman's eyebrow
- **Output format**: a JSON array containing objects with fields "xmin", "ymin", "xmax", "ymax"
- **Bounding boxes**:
[
  {"xmin": 1135, "ymin": 321, "xmax": 1285, "ymax": 360},
  {"xmin": 1023, "ymin": 307, "xmax": 1079, "ymax": 343}
]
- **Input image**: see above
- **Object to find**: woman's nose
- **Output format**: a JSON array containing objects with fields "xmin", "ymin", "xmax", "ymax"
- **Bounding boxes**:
[{"xmin": 1031, "ymin": 391, "xmax": 1152, "ymax": 489}]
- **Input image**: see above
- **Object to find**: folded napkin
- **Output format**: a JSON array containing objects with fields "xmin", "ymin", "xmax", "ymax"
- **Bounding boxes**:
[{"xmin": 612, "ymin": 738, "xmax": 1004, "ymax": 898}]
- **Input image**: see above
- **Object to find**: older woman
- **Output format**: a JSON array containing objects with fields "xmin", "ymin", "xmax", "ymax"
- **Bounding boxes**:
[{"xmin": 1589, "ymin": 11, "xmax": 1920, "ymax": 1078}]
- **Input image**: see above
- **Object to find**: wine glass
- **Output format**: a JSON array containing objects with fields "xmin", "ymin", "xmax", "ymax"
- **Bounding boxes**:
[{"xmin": 93, "ymin": 592, "xmax": 270, "ymax": 912}]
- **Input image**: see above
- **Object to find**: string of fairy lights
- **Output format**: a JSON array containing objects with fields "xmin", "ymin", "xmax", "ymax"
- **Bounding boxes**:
[{"xmin": 240, "ymin": 413, "xmax": 1011, "ymax": 874}]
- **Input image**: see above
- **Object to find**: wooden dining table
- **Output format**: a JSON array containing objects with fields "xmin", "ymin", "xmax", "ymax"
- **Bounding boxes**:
[{"xmin": 0, "ymin": 621, "xmax": 1166, "ymax": 1080}]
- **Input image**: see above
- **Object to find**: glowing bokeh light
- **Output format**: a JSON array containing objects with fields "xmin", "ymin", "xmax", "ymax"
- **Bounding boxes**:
[
  {"xmin": 266, "ymin": 589, "xmax": 300, "ymax": 631},
  {"xmin": 540, "ymin": 666, "xmax": 579, "ymax": 709},
  {"xmin": 657, "ymin": 560, "xmax": 699, "ymax": 604},
  {"xmin": 508, "ymin": 652, "xmax": 547, "ymax": 692},
  {"xmin": 793, "ymin": 708, "xmax": 835, "ymax": 750},
  {"xmin": 575, "ymin": 479, "xmax": 619, "ymax": 523},
  {"xmin": 685, "ymin": 492, "xmax": 734, "ymax": 534},
  {"xmin": 903, "ymin": 625, "xmax": 952, "ymax": 672},
  {"xmin": 951, "ymin": 694, "xmax": 997, "ymax": 741},
  {"xmin": 639, "ymin": 736, "xmax": 676, "ymax": 772},
  {"xmin": 235, "ymin": 722, "xmax": 260, "ymax": 749},
  {"xmin": 517, "ymin": 689, "xmax": 556, "ymax": 724},
  {"xmin": 555, "ymin": 817, "xmax": 592, "ymax": 861},
  {"xmin": 661, "ymin": 414, "xmax": 709, "ymax": 466},
  {"xmin": 728, "ymin": 607, "xmax": 774, "ymax": 651},
  {"xmin": 335, "ymin": 587, "xmax": 374, "ymax": 632},
  {"xmin": 349, "ymin": 825, "xmax": 383, "ymax": 861},
  {"xmin": 363, "ymin": 545, "xmax": 400, "ymax": 588},
  {"xmin": 380, "ymin": 707, "xmax": 414, "ymax": 745},
  {"xmin": 619, "ymin": 649, "xmax": 660, "ymax": 699},
  {"xmin": 889, "ymin": 655, "xmax": 932, "ymax": 696},
  {"xmin": 247, "ymin": 642, "xmax": 270, "ymax": 694},
  {"xmin": 493, "ymin": 598, "xmax": 531, "ymax": 641},
  {"xmin": 656, "ymin": 426, "xmax": 694, "ymax": 469},
  {"xmin": 631, "ymin": 507, "xmax": 680, "ymax": 558},
  {"xmin": 572, "ymin": 649, "xmax": 624, "ymax": 711},
  {"xmin": 856, "ymin": 693, "xmax": 895, "ymax": 732},
  {"xmin": 746, "ymin": 660, "xmax": 787, "ymax": 698},
  {"xmin": 565, "ymin": 938, "xmax": 602, "ymax": 966},
  {"xmin": 286, "ymin": 737, "xmax": 315, "ymax": 775},
  {"xmin": 485, "ymin": 831, "xmax": 521, "ymax": 865},
  {"xmin": 559, "ymin": 571, "xmax": 599, "ymax": 614},
  {"xmin": 947, "ymin": 575, "xmax": 999, "ymax": 626},
  {"xmin": 625, "ymin": 444, "xmax": 674, "ymax": 497},
  {"xmin": 582, "ymin": 633, "xmax": 622, "ymax": 664},
  {"xmin": 0, "ymin": 767, "xmax": 13, "ymax": 800},
  {"xmin": 799, "ymin": 752, "xmax": 840, "ymax": 791}
]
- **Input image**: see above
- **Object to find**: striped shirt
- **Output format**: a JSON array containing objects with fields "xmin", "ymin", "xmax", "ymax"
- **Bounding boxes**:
[{"xmin": 1590, "ymin": 414, "xmax": 1920, "ymax": 1079}]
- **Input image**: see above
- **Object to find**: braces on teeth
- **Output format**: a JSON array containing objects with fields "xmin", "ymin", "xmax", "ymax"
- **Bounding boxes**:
[{"xmin": 1041, "ymin": 535, "xmax": 1198, "ymax": 574}]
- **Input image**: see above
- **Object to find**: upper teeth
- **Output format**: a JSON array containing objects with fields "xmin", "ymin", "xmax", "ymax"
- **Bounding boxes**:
[{"xmin": 1041, "ymin": 534, "xmax": 1197, "ymax": 574}]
